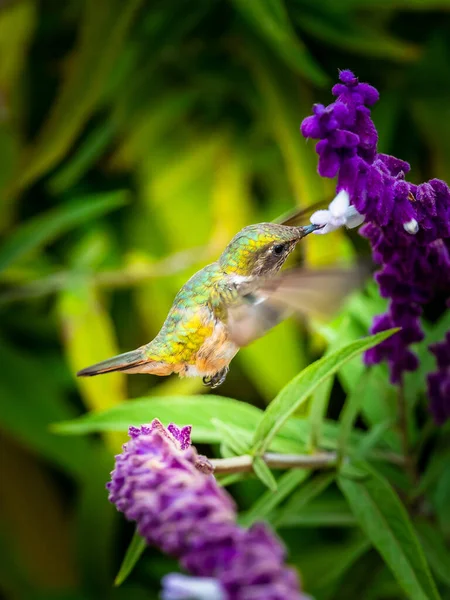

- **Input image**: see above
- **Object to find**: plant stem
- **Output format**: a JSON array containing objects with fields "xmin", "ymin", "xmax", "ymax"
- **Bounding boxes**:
[
  {"xmin": 0, "ymin": 246, "xmax": 207, "ymax": 304},
  {"xmin": 209, "ymin": 451, "xmax": 338, "ymax": 474}
]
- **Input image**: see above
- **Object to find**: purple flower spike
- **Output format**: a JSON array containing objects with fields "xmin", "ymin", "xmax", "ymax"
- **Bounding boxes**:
[
  {"xmin": 301, "ymin": 70, "xmax": 450, "ymax": 418},
  {"xmin": 108, "ymin": 420, "xmax": 306, "ymax": 599}
]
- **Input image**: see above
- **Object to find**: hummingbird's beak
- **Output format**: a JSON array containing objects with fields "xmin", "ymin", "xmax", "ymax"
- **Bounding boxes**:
[{"xmin": 298, "ymin": 223, "xmax": 324, "ymax": 238}]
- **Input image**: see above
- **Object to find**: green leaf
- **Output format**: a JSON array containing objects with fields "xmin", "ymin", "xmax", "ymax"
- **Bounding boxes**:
[
  {"xmin": 53, "ymin": 395, "xmax": 262, "ymax": 441},
  {"xmin": 231, "ymin": 0, "xmax": 328, "ymax": 86},
  {"xmin": 251, "ymin": 329, "xmax": 399, "ymax": 454},
  {"xmin": 338, "ymin": 370, "xmax": 372, "ymax": 459},
  {"xmin": 48, "ymin": 120, "xmax": 115, "ymax": 195},
  {"xmin": 308, "ymin": 375, "xmax": 334, "ymax": 451},
  {"xmin": 114, "ymin": 529, "xmax": 147, "ymax": 587},
  {"xmin": 276, "ymin": 495, "xmax": 356, "ymax": 528},
  {"xmin": 295, "ymin": 12, "xmax": 419, "ymax": 62},
  {"xmin": 252, "ymin": 456, "xmax": 277, "ymax": 491},
  {"xmin": 415, "ymin": 520, "xmax": 450, "ymax": 588},
  {"xmin": 58, "ymin": 283, "xmax": 127, "ymax": 452},
  {"xmin": 240, "ymin": 469, "xmax": 310, "ymax": 527},
  {"xmin": 8, "ymin": 0, "xmax": 144, "ymax": 197},
  {"xmin": 0, "ymin": 191, "xmax": 128, "ymax": 273},
  {"xmin": 338, "ymin": 462, "xmax": 440, "ymax": 600},
  {"xmin": 211, "ymin": 418, "xmax": 249, "ymax": 455},
  {"xmin": 296, "ymin": 532, "xmax": 371, "ymax": 593},
  {"xmin": 0, "ymin": 337, "xmax": 95, "ymax": 477},
  {"xmin": 272, "ymin": 472, "xmax": 335, "ymax": 527},
  {"xmin": 356, "ymin": 420, "xmax": 396, "ymax": 460}
]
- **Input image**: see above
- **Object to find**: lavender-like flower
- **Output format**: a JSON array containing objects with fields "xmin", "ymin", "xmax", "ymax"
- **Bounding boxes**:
[
  {"xmin": 107, "ymin": 419, "xmax": 305, "ymax": 599},
  {"xmin": 301, "ymin": 70, "xmax": 450, "ymax": 422}
]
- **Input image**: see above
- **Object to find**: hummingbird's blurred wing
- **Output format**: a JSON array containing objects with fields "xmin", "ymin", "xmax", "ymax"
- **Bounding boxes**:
[
  {"xmin": 275, "ymin": 199, "xmax": 329, "ymax": 227},
  {"xmin": 227, "ymin": 267, "xmax": 364, "ymax": 347}
]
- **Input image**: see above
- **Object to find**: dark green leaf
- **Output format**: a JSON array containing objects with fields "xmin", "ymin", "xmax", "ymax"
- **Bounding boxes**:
[
  {"xmin": 240, "ymin": 469, "xmax": 310, "ymax": 527},
  {"xmin": 415, "ymin": 520, "xmax": 450, "ymax": 588},
  {"xmin": 276, "ymin": 495, "xmax": 356, "ymax": 528},
  {"xmin": 8, "ymin": 0, "xmax": 144, "ymax": 196},
  {"xmin": 272, "ymin": 472, "xmax": 335, "ymax": 527},
  {"xmin": 338, "ymin": 462, "xmax": 440, "ymax": 600},
  {"xmin": 0, "ymin": 191, "xmax": 128, "ymax": 273},
  {"xmin": 231, "ymin": 0, "xmax": 328, "ymax": 85}
]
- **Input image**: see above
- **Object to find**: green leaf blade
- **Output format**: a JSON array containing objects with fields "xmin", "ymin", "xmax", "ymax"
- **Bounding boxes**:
[
  {"xmin": 252, "ymin": 456, "xmax": 278, "ymax": 491},
  {"xmin": 338, "ymin": 463, "xmax": 440, "ymax": 600},
  {"xmin": 0, "ymin": 191, "xmax": 128, "ymax": 273},
  {"xmin": 251, "ymin": 329, "xmax": 399, "ymax": 454},
  {"xmin": 114, "ymin": 529, "xmax": 147, "ymax": 587}
]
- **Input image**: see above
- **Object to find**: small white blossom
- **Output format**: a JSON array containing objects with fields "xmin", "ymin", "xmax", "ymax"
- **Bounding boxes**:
[
  {"xmin": 161, "ymin": 574, "xmax": 225, "ymax": 600},
  {"xmin": 310, "ymin": 190, "xmax": 365, "ymax": 234},
  {"xmin": 403, "ymin": 218, "xmax": 419, "ymax": 235}
]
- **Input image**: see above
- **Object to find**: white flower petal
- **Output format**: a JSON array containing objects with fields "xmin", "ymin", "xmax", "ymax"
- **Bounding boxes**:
[
  {"xmin": 345, "ymin": 206, "xmax": 365, "ymax": 229},
  {"xmin": 403, "ymin": 218, "xmax": 419, "ymax": 235},
  {"xmin": 329, "ymin": 215, "xmax": 346, "ymax": 228},
  {"xmin": 313, "ymin": 222, "xmax": 340, "ymax": 234},
  {"xmin": 161, "ymin": 574, "xmax": 225, "ymax": 600},
  {"xmin": 329, "ymin": 189, "xmax": 350, "ymax": 218},
  {"xmin": 310, "ymin": 209, "xmax": 331, "ymax": 226}
]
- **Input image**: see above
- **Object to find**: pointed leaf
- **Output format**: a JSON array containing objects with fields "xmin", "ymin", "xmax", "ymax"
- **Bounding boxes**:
[
  {"xmin": 253, "ymin": 456, "xmax": 277, "ymax": 491},
  {"xmin": 240, "ymin": 469, "xmax": 310, "ymax": 527},
  {"xmin": 232, "ymin": 0, "xmax": 328, "ymax": 85},
  {"xmin": 114, "ymin": 529, "xmax": 147, "ymax": 587},
  {"xmin": 338, "ymin": 462, "xmax": 440, "ymax": 600},
  {"xmin": 53, "ymin": 396, "xmax": 263, "ymax": 440},
  {"xmin": 272, "ymin": 472, "xmax": 335, "ymax": 527},
  {"xmin": 0, "ymin": 191, "xmax": 127, "ymax": 273},
  {"xmin": 251, "ymin": 329, "xmax": 399, "ymax": 454},
  {"xmin": 212, "ymin": 419, "xmax": 249, "ymax": 455}
]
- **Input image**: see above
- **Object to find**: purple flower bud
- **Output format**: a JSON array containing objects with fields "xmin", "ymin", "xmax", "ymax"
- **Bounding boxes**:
[
  {"xmin": 107, "ymin": 420, "xmax": 306, "ymax": 599},
  {"xmin": 301, "ymin": 70, "xmax": 450, "ymax": 413}
]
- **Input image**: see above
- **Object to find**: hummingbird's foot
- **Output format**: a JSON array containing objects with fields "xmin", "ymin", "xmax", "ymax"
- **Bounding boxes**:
[{"xmin": 202, "ymin": 366, "xmax": 229, "ymax": 389}]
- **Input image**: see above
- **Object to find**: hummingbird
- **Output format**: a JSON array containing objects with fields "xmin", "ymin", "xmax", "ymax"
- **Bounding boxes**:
[{"xmin": 77, "ymin": 205, "xmax": 357, "ymax": 388}]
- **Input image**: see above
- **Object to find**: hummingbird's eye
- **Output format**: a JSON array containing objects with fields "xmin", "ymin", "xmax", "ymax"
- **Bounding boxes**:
[{"xmin": 273, "ymin": 243, "xmax": 286, "ymax": 256}]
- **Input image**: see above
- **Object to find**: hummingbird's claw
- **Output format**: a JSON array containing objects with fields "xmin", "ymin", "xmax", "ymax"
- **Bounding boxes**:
[{"xmin": 202, "ymin": 366, "xmax": 229, "ymax": 389}]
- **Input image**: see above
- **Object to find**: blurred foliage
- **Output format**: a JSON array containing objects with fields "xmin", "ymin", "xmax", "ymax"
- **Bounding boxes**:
[{"xmin": 0, "ymin": 0, "xmax": 450, "ymax": 599}]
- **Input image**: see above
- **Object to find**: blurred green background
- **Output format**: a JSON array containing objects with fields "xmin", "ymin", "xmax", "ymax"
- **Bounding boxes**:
[{"xmin": 1, "ymin": 1, "xmax": 450, "ymax": 599}]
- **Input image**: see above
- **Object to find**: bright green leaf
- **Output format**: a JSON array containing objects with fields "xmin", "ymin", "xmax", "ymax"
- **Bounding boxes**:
[
  {"xmin": 114, "ymin": 529, "xmax": 147, "ymax": 587},
  {"xmin": 53, "ymin": 395, "xmax": 263, "ymax": 440},
  {"xmin": 212, "ymin": 419, "xmax": 249, "ymax": 455},
  {"xmin": 251, "ymin": 329, "xmax": 399, "ymax": 454},
  {"xmin": 252, "ymin": 456, "xmax": 277, "ymax": 491}
]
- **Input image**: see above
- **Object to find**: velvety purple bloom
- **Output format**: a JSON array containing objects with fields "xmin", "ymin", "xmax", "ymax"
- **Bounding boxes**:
[
  {"xmin": 427, "ymin": 332, "xmax": 450, "ymax": 425},
  {"xmin": 301, "ymin": 69, "xmax": 450, "ymax": 422},
  {"xmin": 107, "ymin": 420, "xmax": 305, "ymax": 599}
]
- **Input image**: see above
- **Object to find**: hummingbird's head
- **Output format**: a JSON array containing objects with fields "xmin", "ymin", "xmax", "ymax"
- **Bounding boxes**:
[{"xmin": 219, "ymin": 223, "xmax": 320, "ymax": 277}]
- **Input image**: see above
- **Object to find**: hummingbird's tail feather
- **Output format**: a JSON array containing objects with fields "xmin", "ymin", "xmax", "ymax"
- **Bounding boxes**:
[{"xmin": 77, "ymin": 348, "xmax": 148, "ymax": 377}]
